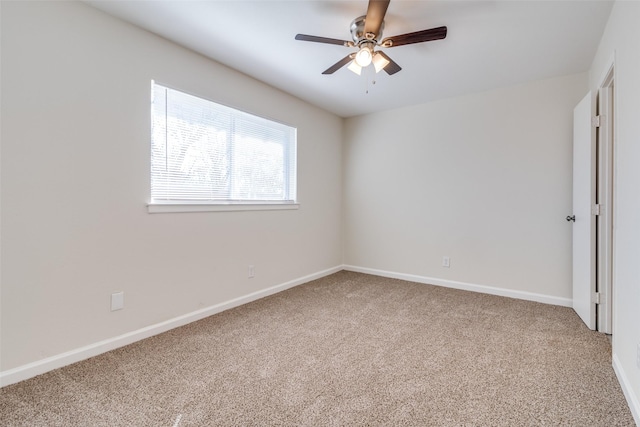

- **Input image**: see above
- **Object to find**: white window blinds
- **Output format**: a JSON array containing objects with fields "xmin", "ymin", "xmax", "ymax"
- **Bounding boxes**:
[{"xmin": 150, "ymin": 82, "xmax": 297, "ymax": 204}]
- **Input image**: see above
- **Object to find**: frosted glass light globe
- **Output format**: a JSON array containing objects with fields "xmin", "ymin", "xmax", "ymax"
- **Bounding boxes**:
[{"xmin": 355, "ymin": 47, "xmax": 372, "ymax": 67}]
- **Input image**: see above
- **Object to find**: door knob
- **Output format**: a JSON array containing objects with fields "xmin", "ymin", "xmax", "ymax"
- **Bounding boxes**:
[{"xmin": 566, "ymin": 215, "xmax": 575, "ymax": 222}]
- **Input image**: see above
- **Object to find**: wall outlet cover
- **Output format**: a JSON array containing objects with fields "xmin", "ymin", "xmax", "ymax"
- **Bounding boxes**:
[{"xmin": 111, "ymin": 292, "xmax": 124, "ymax": 311}]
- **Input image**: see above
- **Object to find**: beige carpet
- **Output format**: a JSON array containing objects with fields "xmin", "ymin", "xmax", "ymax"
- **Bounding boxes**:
[{"xmin": 0, "ymin": 271, "xmax": 635, "ymax": 426}]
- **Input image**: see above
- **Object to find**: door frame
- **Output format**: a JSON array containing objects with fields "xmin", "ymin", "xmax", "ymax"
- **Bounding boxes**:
[{"xmin": 595, "ymin": 54, "xmax": 616, "ymax": 336}]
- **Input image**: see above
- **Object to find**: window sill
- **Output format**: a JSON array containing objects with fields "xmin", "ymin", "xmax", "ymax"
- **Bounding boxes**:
[{"xmin": 147, "ymin": 202, "xmax": 300, "ymax": 213}]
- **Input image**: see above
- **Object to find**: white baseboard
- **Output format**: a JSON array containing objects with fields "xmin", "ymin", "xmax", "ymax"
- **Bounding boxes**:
[
  {"xmin": 343, "ymin": 265, "xmax": 573, "ymax": 307},
  {"xmin": 0, "ymin": 265, "xmax": 342, "ymax": 388},
  {"xmin": 613, "ymin": 354, "xmax": 640, "ymax": 426}
]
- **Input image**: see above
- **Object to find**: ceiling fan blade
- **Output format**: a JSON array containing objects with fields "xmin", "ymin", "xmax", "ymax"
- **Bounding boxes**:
[
  {"xmin": 363, "ymin": 0, "xmax": 390, "ymax": 38},
  {"xmin": 295, "ymin": 34, "xmax": 351, "ymax": 47},
  {"xmin": 322, "ymin": 54, "xmax": 356, "ymax": 75},
  {"xmin": 381, "ymin": 26, "xmax": 447, "ymax": 47},
  {"xmin": 376, "ymin": 51, "xmax": 401, "ymax": 75}
]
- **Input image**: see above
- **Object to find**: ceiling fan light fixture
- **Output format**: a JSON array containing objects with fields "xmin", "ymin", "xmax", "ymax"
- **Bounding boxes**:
[
  {"xmin": 355, "ymin": 46, "xmax": 373, "ymax": 67},
  {"xmin": 295, "ymin": 0, "xmax": 448, "ymax": 76},
  {"xmin": 372, "ymin": 52, "xmax": 390, "ymax": 73},
  {"xmin": 347, "ymin": 60, "xmax": 362, "ymax": 75}
]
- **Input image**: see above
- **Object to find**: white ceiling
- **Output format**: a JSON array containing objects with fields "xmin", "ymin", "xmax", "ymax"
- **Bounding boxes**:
[{"xmin": 86, "ymin": 0, "xmax": 613, "ymax": 118}]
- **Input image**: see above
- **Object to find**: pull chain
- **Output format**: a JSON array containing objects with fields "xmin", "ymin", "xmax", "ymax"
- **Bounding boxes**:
[
  {"xmin": 364, "ymin": 66, "xmax": 370, "ymax": 94},
  {"xmin": 364, "ymin": 66, "xmax": 376, "ymax": 94}
]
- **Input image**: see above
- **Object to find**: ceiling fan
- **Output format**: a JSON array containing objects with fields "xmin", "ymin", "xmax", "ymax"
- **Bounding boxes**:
[{"xmin": 295, "ymin": 0, "xmax": 447, "ymax": 76}]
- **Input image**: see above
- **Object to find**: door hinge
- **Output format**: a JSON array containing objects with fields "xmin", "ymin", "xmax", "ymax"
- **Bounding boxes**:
[
  {"xmin": 592, "ymin": 292, "xmax": 602, "ymax": 304},
  {"xmin": 592, "ymin": 204, "xmax": 602, "ymax": 216},
  {"xmin": 592, "ymin": 115, "xmax": 602, "ymax": 128}
]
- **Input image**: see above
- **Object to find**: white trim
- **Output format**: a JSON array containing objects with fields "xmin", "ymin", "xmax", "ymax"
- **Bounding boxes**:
[
  {"xmin": 343, "ymin": 265, "xmax": 573, "ymax": 307},
  {"xmin": 148, "ymin": 202, "xmax": 300, "ymax": 213},
  {"xmin": 613, "ymin": 353, "xmax": 640, "ymax": 426},
  {"xmin": 0, "ymin": 265, "xmax": 342, "ymax": 387},
  {"xmin": 595, "ymin": 51, "xmax": 616, "ymax": 335},
  {"xmin": 596, "ymin": 51, "xmax": 616, "ymax": 89}
]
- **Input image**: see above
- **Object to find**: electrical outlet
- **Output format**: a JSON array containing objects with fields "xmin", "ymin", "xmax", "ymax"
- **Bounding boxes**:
[
  {"xmin": 248, "ymin": 265, "xmax": 255, "ymax": 278},
  {"xmin": 442, "ymin": 256, "xmax": 450, "ymax": 268},
  {"xmin": 111, "ymin": 292, "xmax": 124, "ymax": 311}
]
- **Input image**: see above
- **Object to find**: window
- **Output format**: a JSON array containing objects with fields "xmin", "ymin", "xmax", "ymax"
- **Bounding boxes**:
[{"xmin": 149, "ymin": 82, "xmax": 297, "ymax": 212}]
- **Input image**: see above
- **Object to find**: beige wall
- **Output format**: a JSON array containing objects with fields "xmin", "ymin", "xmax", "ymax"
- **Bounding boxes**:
[
  {"xmin": 589, "ymin": 1, "xmax": 640, "ymax": 420},
  {"xmin": 0, "ymin": 1, "xmax": 343, "ymax": 372},
  {"xmin": 343, "ymin": 73, "xmax": 587, "ymax": 301},
  {"xmin": 2, "ymin": 3, "xmax": 639, "ymax": 421}
]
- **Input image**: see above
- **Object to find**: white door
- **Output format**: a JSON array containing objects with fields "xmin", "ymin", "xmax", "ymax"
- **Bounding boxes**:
[{"xmin": 572, "ymin": 92, "xmax": 596, "ymax": 330}]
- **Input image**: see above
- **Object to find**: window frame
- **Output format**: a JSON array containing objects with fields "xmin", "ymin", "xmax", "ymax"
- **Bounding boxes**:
[{"xmin": 147, "ymin": 82, "xmax": 299, "ymax": 213}]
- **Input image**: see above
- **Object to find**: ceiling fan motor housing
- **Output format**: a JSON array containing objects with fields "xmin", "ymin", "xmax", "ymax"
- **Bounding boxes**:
[{"xmin": 350, "ymin": 15, "xmax": 384, "ymax": 46}]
